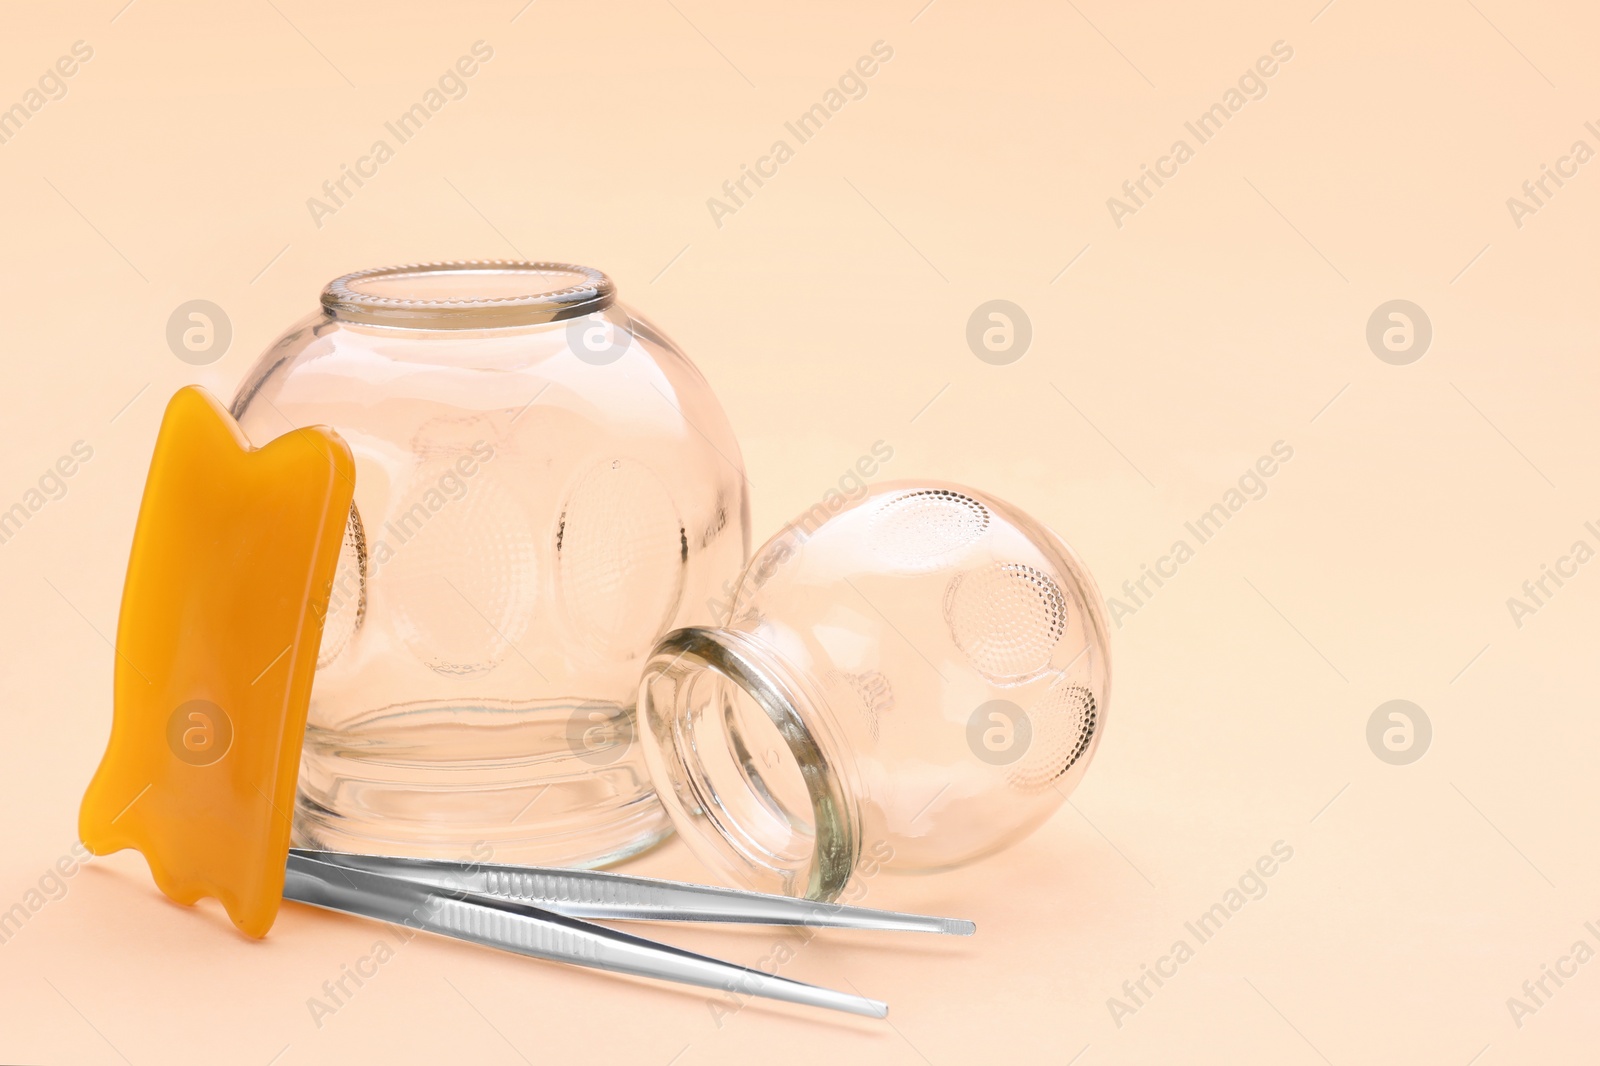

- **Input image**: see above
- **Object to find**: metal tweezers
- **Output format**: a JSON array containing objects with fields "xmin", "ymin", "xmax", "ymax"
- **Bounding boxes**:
[{"xmin": 282, "ymin": 849, "xmax": 974, "ymax": 1017}]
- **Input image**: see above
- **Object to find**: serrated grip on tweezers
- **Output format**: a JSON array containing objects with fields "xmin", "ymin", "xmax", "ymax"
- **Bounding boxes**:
[
  {"xmin": 282, "ymin": 852, "xmax": 888, "ymax": 1018},
  {"xmin": 288, "ymin": 849, "xmax": 975, "ymax": 936}
]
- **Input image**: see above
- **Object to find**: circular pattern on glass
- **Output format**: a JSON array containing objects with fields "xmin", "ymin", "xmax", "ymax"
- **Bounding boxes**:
[
  {"xmin": 944, "ymin": 562, "xmax": 1068, "ymax": 685},
  {"xmin": 967, "ymin": 699, "xmax": 1032, "ymax": 766},
  {"xmin": 167, "ymin": 699, "xmax": 233, "ymax": 766},
  {"xmin": 166, "ymin": 300, "xmax": 232, "ymax": 365},
  {"xmin": 833, "ymin": 669, "xmax": 894, "ymax": 745},
  {"xmin": 1006, "ymin": 683, "xmax": 1097, "ymax": 792},
  {"xmin": 558, "ymin": 459, "xmax": 686, "ymax": 660},
  {"xmin": 868, "ymin": 489, "xmax": 990, "ymax": 569},
  {"xmin": 317, "ymin": 502, "xmax": 367, "ymax": 669},
  {"xmin": 386, "ymin": 460, "xmax": 537, "ymax": 677},
  {"xmin": 566, "ymin": 311, "xmax": 634, "ymax": 366}
]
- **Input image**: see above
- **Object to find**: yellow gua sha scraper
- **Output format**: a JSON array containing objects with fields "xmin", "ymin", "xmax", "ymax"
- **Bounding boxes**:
[
  {"xmin": 69, "ymin": 385, "xmax": 967, "ymax": 1018},
  {"xmin": 79, "ymin": 385, "xmax": 355, "ymax": 938}
]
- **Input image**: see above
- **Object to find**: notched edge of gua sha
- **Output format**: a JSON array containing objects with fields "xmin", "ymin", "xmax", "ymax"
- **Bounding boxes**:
[{"xmin": 78, "ymin": 385, "xmax": 355, "ymax": 938}]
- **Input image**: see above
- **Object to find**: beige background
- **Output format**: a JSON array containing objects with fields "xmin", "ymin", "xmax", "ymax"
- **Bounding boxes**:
[{"xmin": 2, "ymin": 0, "xmax": 1598, "ymax": 1062}]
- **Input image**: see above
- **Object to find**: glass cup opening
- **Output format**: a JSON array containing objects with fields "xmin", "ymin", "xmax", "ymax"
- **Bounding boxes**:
[
  {"xmin": 640, "ymin": 628, "xmax": 861, "ymax": 900},
  {"xmin": 322, "ymin": 261, "xmax": 614, "ymax": 329},
  {"xmin": 638, "ymin": 481, "xmax": 1113, "ymax": 898}
]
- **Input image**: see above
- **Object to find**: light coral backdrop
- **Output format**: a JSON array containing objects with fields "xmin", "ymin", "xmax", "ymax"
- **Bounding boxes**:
[{"xmin": 2, "ymin": 1, "xmax": 1597, "ymax": 1063}]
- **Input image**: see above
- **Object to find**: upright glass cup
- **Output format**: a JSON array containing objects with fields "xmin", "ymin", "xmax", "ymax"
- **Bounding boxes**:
[
  {"xmin": 638, "ymin": 482, "xmax": 1110, "ymax": 900},
  {"xmin": 231, "ymin": 262, "xmax": 749, "ymax": 867}
]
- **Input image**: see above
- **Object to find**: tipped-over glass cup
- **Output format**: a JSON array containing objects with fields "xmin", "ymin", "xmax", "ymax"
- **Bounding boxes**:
[{"xmin": 638, "ymin": 481, "xmax": 1110, "ymax": 900}]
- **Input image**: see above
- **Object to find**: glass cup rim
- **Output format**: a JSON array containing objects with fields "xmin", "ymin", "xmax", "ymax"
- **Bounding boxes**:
[
  {"xmin": 641, "ymin": 627, "xmax": 862, "ymax": 901},
  {"xmin": 322, "ymin": 260, "xmax": 615, "ymax": 329}
]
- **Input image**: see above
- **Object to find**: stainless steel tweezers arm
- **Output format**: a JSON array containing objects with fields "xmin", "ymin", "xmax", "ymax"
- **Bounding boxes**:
[
  {"xmin": 282, "ymin": 850, "xmax": 975, "ymax": 1018},
  {"xmin": 292, "ymin": 849, "xmax": 975, "ymax": 935}
]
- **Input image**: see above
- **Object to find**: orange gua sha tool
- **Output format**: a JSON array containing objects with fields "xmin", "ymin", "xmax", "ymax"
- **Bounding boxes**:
[
  {"xmin": 79, "ymin": 385, "xmax": 354, "ymax": 937},
  {"xmin": 71, "ymin": 388, "xmax": 965, "ymax": 1018}
]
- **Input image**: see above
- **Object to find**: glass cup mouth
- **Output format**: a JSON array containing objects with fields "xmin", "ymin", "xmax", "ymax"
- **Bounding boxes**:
[
  {"xmin": 639, "ymin": 627, "xmax": 861, "ymax": 901},
  {"xmin": 322, "ymin": 261, "xmax": 615, "ymax": 329}
]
